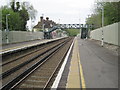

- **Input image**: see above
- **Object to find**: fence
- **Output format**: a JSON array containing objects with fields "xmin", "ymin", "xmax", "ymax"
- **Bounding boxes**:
[
  {"xmin": 1, "ymin": 31, "xmax": 44, "ymax": 44},
  {"xmin": 90, "ymin": 22, "xmax": 119, "ymax": 46}
]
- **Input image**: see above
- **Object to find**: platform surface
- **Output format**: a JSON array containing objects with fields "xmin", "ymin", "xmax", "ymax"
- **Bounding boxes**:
[
  {"xmin": 0, "ymin": 37, "xmax": 65, "ymax": 54},
  {"xmin": 66, "ymin": 36, "xmax": 118, "ymax": 88},
  {"xmin": 0, "ymin": 39, "xmax": 44, "ymax": 54},
  {"xmin": 2, "ymin": 39, "xmax": 44, "ymax": 50}
]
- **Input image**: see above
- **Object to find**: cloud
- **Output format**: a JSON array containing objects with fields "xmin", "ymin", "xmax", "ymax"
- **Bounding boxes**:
[{"xmin": 0, "ymin": 0, "xmax": 95, "ymax": 29}]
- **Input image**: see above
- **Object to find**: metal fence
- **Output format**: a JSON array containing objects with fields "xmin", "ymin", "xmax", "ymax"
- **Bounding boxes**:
[{"xmin": 90, "ymin": 22, "xmax": 119, "ymax": 46}]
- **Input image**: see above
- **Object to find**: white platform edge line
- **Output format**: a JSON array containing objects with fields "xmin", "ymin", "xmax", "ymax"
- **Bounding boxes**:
[
  {"xmin": 0, "ymin": 37, "xmax": 67, "ymax": 55},
  {"xmin": 0, "ymin": 42, "xmax": 45, "ymax": 55},
  {"xmin": 51, "ymin": 39, "xmax": 74, "ymax": 89}
]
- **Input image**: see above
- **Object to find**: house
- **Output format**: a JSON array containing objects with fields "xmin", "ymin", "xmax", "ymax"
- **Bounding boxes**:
[{"xmin": 33, "ymin": 16, "xmax": 56, "ymax": 32}]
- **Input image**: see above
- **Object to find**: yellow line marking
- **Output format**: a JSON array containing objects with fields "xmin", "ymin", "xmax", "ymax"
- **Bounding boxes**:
[
  {"xmin": 76, "ymin": 39, "xmax": 86, "ymax": 89},
  {"xmin": 66, "ymin": 38, "xmax": 81, "ymax": 88},
  {"xmin": 66, "ymin": 37, "xmax": 86, "ymax": 89}
]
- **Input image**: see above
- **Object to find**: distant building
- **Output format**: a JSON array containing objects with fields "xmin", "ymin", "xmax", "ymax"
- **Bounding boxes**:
[{"xmin": 33, "ymin": 16, "xmax": 56, "ymax": 32}]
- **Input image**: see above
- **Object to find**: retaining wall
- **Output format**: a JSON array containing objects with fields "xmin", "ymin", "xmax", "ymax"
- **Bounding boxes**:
[
  {"xmin": 1, "ymin": 31, "xmax": 44, "ymax": 44},
  {"xmin": 90, "ymin": 22, "xmax": 119, "ymax": 46}
]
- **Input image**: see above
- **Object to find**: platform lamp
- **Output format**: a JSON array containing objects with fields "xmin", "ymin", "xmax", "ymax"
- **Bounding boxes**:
[
  {"xmin": 79, "ymin": 19, "xmax": 81, "ymax": 37},
  {"xmin": 101, "ymin": 3, "xmax": 104, "ymax": 47},
  {"xmin": 41, "ymin": 14, "xmax": 45, "ymax": 32},
  {"xmin": 6, "ymin": 14, "xmax": 10, "ymax": 43}
]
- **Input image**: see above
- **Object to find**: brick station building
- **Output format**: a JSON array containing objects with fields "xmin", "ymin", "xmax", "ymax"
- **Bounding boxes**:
[{"xmin": 33, "ymin": 16, "xmax": 56, "ymax": 32}]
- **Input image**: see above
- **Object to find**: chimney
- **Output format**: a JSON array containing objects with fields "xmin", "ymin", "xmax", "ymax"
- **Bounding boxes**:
[
  {"xmin": 46, "ymin": 17, "xmax": 49, "ymax": 20},
  {"xmin": 40, "ymin": 16, "xmax": 43, "ymax": 22}
]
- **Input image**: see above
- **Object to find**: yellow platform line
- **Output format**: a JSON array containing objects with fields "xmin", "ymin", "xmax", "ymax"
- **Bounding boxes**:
[
  {"xmin": 77, "ymin": 47, "xmax": 86, "ymax": 89},
  {"xmin": 66, "ymin": 37, "xmax": 86, "ymax": 89}
]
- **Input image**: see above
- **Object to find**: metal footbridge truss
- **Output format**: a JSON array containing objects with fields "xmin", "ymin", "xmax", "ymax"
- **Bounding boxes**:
[
  {"xmin": 59, "ymin": 24, "xmax": 93, "ymax": 29},
  {"xmin": 44, "ymin": 24, "xmax": 93, "ymax": 39}
]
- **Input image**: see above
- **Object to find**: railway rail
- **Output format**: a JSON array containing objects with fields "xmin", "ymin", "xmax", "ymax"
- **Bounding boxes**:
[{"xmin": 1, "ymin": 37, "xmax": 73, "ymax": 89}]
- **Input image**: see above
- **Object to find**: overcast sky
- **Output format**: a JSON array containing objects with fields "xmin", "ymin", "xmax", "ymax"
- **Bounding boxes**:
[{"xmin": 1, "ymin": 0, "xmax": 95, "ymax": 29}]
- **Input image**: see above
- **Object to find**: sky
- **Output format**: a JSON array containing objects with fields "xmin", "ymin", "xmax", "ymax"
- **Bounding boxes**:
[{"xmin": 0, "ymin": 0, "xmax": 95, "ymax": 29}]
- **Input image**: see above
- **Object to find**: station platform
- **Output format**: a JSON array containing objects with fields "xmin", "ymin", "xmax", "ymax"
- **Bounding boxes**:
[
  {"xmin": 65, "ymin": 37, "xmax": 118, "ymax": 89},
  {"xmin": 0, "ymin": 36, "xmax": 118, "ymax": 89},
  {"xmin": 51, "ymin": 36, "xmax": 118, "ymax": 89},
  {"xmin": 66, "ymin": 37, "xmax": 86, "ymax": 88},
  {"xmin": 0, "ymin": 37, "xmax": 65, "ymax": 54}
]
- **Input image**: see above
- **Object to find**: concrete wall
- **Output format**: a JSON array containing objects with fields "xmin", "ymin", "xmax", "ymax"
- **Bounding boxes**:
[
  {"xmin": 1, "ymin": 31, "xmax": 44, "ymax": 44},
  {"xmin": 90, "ymin": 22, "xmax": 119, "ymax": 46}
]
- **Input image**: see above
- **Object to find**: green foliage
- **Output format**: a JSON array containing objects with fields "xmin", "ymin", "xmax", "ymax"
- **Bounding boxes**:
[
  {"xmin": 19, "ymin": 6, "xmax": 29, "ymax": 31},
  {"xmin": 103, "ymin": 2, "xmax": 120, "ymax": 25},
  {"xmin": 1, "ymin": 6, "xmax": 22, "ymax": 31},
  {"xmin": 10, "ymin": 2, "xmax": 15, "ymax": 12},
  {"xmin": 1, "ymin": 0, "xmax": 37, "ymax": 31},
  {"xmin": 86, "ymin": 14, "xmax": 101, "ymax": 29},
  {"xmin": 16, "ymin": 2, "xmax": 20, "ymax": 12},
  {"xmin": 65, "ymin": 29, "xmax": 80, "ymax": 36},
  {"xmin": 86, "ymin": 1, "xmax": 120, "ymax": 29}
]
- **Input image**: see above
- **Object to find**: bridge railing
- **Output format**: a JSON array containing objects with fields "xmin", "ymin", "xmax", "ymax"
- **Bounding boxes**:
[{"xmin": 58, "ymin": 24, "xmax": 93, "ymax": 29}]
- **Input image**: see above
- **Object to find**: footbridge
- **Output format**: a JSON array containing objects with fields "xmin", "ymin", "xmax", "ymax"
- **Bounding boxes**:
[
  {"xmin": 44, "ymin": 24, "xmax": 93, "ymax": 39},
  {"xmin": 58, "ymin": 24, "xmax": 93, "ymax": 29}
]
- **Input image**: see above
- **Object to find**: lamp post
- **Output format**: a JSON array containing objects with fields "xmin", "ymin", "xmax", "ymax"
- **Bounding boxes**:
[
  {"xmin": 31, "ymin": 18, "xmax": 34, "ymax": 32},
  {"xmin": 42, "ymin": 14, "xmax": 45, "ymax": 32},
  {"xmin": 58, "ymin": 19, "xmax": 60, "ymax": 26},
  {"xmin": 58, "ymin": 19, "xmax": 60, "ymax": 24},
  {"xmin": 101, "ymin": 6, "xmax": 104, "ymax": 46},
  {"xmin": 6, "ymin": 14, "xmax": 10, "ymax": 31},
  {"xmin": 6, "ymin": 14, "xmax": 10, "ymax": 43},
  {"xmin": 79, "ymin": 19, "xmax": 81, "ymax": 38}
]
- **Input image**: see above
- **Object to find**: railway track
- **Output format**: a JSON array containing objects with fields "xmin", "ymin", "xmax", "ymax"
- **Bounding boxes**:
[
  {"xmin": 1, "ymin": 38, "xmax": 67, "ymax": 74},
  {"xmin": 1, "ymin": 38, "xmax": 67, "ymax": 66},
  {"xmin": 1, "ymin": 37, "xmax": 73, "ymax": 89}
]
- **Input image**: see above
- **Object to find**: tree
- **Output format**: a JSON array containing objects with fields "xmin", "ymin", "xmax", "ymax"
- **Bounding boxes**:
[
  {"xmin": 16, "ymin": 2, "xmax": 20, "ymax": 12},
  {"xmin": 1, "ymin": 6, "xmax": 22, "ymax": 31},
  {"xmin": 86, "ymin": 1, "xmax": 120, "ymax": 30},
  {"xmin": 22, "ymin": 2, "xmax": 37, "ymax": 20},
  {"xmin": 86, "ymin": 14, "xmax": 101, "ymax": 29},
  {"xmin": 19, "ymin": 2, "xmax": 37, "ymax": 30},
  {"xmin": 10, "ymin": 1, "xmax": 15, "ymax": 12},
  {"xmin": 1, "ymin": 0, "xmax": 37, "ymax": 31},
  {"xmin": 19, "ymin": 5, "xmax": 29, "ymax": 31},
  {"xmin": 103, "ymin": 2, "xmax": 120, "ymax": 25},
  {"xmin": 10, "ymin": 0, "xmax": 20, "ymax": 12}
]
